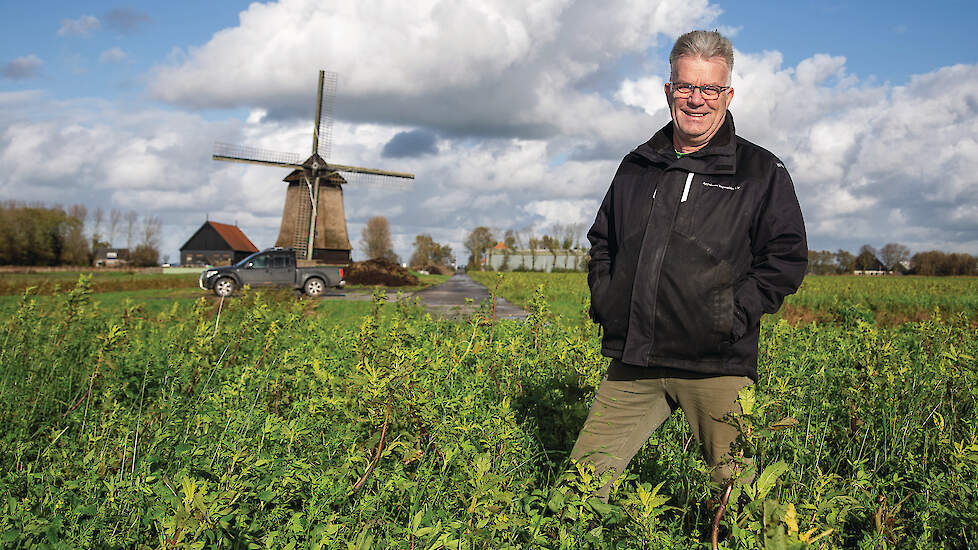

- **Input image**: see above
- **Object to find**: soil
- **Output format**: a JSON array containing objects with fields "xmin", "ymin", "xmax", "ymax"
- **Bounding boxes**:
[{"xmin": 345, "ymin": 258, "xmax": 419, "ymax": 287}]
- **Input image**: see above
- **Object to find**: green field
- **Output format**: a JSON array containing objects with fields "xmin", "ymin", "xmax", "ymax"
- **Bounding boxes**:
[
  {"xmin": 1, "ymin": 273, "xmax": 975, "ymax": 548},
  {"xmin": 0, "ymin": 270, "xmax": 200, "ymax": 297}
]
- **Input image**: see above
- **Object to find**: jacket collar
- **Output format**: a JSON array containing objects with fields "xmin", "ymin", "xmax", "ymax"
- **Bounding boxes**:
[{"xmin": 631, "ymin": 111, "xmax": 738, "ymax": 175}]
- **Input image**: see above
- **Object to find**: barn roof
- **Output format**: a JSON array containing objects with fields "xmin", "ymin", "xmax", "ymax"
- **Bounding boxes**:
[{"xmin": 207, "ymin": 221, "xmax": 258, "ymax": 252}]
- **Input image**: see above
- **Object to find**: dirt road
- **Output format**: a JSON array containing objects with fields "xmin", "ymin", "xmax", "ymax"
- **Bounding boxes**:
[{"xmin": 411, "ymin": 274, "xmax": 528, "ymax": 320}]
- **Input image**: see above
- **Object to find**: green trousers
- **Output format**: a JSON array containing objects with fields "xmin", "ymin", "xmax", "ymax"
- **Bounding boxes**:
[{"xmin": 570, "ymin": 360, "xmax": 752, "ymax": 499}]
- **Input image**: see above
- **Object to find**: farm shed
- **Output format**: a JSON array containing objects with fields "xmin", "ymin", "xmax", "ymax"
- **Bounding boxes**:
[
  {"xmin": 854, "ymin": 256, "xmax": 888, "ymax": 276},
  {"xmin": 93, "ymin": 247, "xmax": 130, "ymax": 267},
  {"xmin": 180, "ymin": 221, "xmax": 258, "ymax": 267}
]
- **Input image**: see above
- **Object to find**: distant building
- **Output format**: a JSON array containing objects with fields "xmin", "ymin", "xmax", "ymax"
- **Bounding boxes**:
[
  {"xmin": 93, "ymin": 247, "xmax": 130, "ymax": 267},
  {"xmin": 854, "ymin": 256, "xmax": 888, "ymax": 276},
  {"xmin": 180, "ymin": 221, "xmax": 259, "ymax": 266},
  {"xmin": 485, "ymin": 243, "xmax": 587, "ymax": 272}
]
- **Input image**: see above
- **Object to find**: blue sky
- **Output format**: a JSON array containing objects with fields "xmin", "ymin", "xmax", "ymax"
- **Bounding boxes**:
[
  {"xmin": 2, "ymin": 1, "xmax": 977, "ymax": 262},
  {"xmin": 720, "ymin": 1, "xmax": 976, "ymax": 84},
  {"xmin": 1, "ymin": 2, "xmax": 250, "ymax": 105}
]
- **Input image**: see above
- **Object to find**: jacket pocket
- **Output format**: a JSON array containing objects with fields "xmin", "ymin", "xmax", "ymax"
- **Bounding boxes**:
[
  {"xmin": 653, "ymin": 233, "xmax": 736, "ymax": 359},
  {"xmin": 589, "ymin": 272, "xmax": 611, "ymax": 323},
  {"xmin": 713, "ymin": 284, "xmax": 735, "ymax": 347},
  {"xmin": 590, "ymin": 268, "xmax": 631, "ymax": 347}
]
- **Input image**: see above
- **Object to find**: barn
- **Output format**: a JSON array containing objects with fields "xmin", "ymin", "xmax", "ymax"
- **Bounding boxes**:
[
  {"xmin": 93, "ymin": 247, "xmax": 130, "ymax": 267},
  {"xmin": 180, "ymin": 221, "xmax": 259, "ymax": 266}
]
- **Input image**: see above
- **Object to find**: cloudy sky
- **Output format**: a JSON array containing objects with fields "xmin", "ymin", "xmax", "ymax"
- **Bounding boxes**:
[{"xmin": 2, "ymin": 0, "xmax": 977, "ymax": 264}]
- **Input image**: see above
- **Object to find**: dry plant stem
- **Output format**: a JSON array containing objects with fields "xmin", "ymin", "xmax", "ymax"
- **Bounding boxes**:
[
  {"xmin": 351, "ymin": 407, "xmax": 390, "ymax": 495},
  {"xmin": 711, "ymin": 481, "xmax": 734, "ymax": 550},
  {"xmin": 213, "ymin": 295, "xmax": 225, "ymax": 336},
  {"xmin": 63, "ymin": 355, "xmax": 103, "ymax": 417},
  {"xmin": 712, "ymin": 423, "xmax": 751, "ymax": 549},
  {"xmin": 167, "ymin": 526, "xmax": 183, "ymax": 550}
]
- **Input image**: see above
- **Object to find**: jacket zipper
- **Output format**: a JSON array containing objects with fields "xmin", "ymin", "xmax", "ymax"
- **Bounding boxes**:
[{"xmin": 644, "ymin": 170, "xmax": 695, "ymax": 363}]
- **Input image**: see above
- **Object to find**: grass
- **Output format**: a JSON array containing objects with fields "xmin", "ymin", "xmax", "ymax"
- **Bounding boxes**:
[
  {"xmin": 0, "ymin": 270, "xmax": 199, "ymax": 296},
  {"xmin": 470, "ymin": 271, "xmax": 978, "ymax": 325}
]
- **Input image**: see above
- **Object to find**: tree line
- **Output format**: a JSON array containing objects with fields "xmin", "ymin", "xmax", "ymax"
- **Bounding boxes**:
[
  {"xmin": 463, "ymin": 224, "xmax": 586, "ymax": 270},
  {"xmin": 0, "ymin": 201, "xmax": 162, "ymax": 267},
  {"xmin": 359, "ymin": 216, "xmax": 454, "ymax": 270},
  {"xmin": 361, "ymin": 218, "xmax": 977, "ymax": 276},
  {"xmin": 360, "ymin": 218, "xmax": 587, "ymax": 271},
  {"xmin": 807, "ymin": 243, "xmax": 978, "ymax": 276}
]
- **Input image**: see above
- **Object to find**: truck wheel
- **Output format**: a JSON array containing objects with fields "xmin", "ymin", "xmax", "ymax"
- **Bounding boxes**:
[
  {"xmin": 214, "ymin": 277, "xmax": 236, "ymax": 297},
  {"xmin": 303, "ymin": 277, "xmax": 325, "ymax": 297}
]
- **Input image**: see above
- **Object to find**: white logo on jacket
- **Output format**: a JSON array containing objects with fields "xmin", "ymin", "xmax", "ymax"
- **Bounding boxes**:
[{"xmin": 702, "ymin": 181, "xmax": 741, "ymax": 191}]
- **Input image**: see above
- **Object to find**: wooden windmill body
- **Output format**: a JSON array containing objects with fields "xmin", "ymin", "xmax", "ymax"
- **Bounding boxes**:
[{"xmin": 213, "ymin": 71, "xmax": 414, "ymax": 263}]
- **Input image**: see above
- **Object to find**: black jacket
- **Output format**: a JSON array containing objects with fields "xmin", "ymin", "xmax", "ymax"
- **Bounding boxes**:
[{"xmin": 587, "ymin": 114, "xmax": 807, "ymax": 380}]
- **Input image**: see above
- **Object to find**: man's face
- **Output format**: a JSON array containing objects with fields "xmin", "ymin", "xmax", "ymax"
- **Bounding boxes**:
[{"xmin": 665, "ymin": 55, "xmax": 734, "ymax": 152}]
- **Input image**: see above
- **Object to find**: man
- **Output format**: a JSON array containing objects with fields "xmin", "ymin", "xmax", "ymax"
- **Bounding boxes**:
[{"xmin": 571, "ymin": 30, "xmax": 807, "ymax": 500}]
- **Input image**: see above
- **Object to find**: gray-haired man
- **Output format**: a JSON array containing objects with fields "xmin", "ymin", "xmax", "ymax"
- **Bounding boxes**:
[{"xmin": 572, "ymin": 30, "xmax": 807, "ymax": 499}]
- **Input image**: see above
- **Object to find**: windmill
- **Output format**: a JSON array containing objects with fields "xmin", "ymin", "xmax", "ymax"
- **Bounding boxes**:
[{"xmin": 213, "ymin": 70, "xmax": 414, "ymax": 263}]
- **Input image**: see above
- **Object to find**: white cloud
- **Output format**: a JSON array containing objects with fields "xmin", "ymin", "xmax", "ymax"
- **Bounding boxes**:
[
  {"xmin": 524, "ymin": 199, "xmax": 597, "ymax": 227},
  {"xmin": 2, "ymin": 54, "xmax": 43, "ymax": 80},
  {"xmin": 99, "ymin": 47, "xmax": 127, "ymax": 64},
  {"xmin": 57, "ymin": 15, "xmax": 100, "ymax": 37},
  {"xmin": 148, "ymin": 0, "xmax": 715, "ymax": 141},
  {"xmin": 0, "ymin": 90, "xmax": 44, "ymax": 105}
]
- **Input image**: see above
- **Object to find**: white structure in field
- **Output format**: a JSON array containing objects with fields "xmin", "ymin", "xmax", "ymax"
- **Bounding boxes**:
[{"xmin": 484, "ymin": 243, "xmax": 587, "ymax": 272}]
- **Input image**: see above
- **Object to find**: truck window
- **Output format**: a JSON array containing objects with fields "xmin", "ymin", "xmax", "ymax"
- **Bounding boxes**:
[
  {"xmin": 251, "ymin": 255, "xmax": 269, "ymax": 268},
  {"xmin": 271, "ymin": 256, "xmax": 288, "ymax": 269}
]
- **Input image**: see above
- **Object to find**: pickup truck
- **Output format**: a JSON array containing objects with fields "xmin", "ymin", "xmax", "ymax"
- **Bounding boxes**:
[{"xmin": 199, "ymin": 248, "xmax": 345, "ymax": 297}]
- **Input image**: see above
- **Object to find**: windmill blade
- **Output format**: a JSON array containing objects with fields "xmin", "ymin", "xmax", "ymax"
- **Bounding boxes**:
[
  {"xmin": 328, "ymin": 162, "xmax": 414, "ymax": 179},
  {"xmin": 213, "ymin": 142, "xmax": 303, "ymax": 169},
  {"xmin": 339, "ymin": 171, "xmax": 415, "ymax": 190},
  {"xmin": 312, "ymin": 70, "xmax": 338, "ymax": 159}
]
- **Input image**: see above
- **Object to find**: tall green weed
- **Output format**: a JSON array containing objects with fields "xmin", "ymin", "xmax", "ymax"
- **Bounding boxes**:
[{"xmin": 0, "ymin": 273, "xmax": 975, "ymax": 548}]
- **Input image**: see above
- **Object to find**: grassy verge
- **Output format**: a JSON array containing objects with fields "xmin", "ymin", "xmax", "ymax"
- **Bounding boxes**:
[
  {"xmin": 470, "ymin": 271, "xmax": 978, "ymax": 325},
  {"xmin": 0, "ymin": 271, "xmax": 200, "ymax": 296},
  {"xmin": 0, "ymin": 270, "xmax": 451, "ymax": 298}
]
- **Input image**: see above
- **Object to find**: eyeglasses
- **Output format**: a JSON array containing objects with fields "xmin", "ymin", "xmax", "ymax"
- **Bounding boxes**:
[{"xmin": 669, "ymin": 82, "xmax": 730, "ymax": 100}]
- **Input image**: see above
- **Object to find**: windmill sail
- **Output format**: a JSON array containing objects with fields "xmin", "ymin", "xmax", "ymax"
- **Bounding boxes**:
[
  {"xmin": 313, "ymin": 71, "xmax": 337, "ymax": 159},
  {"xmin": 213, "ymin": 143, "xmax": 302, "ymax": 168}
]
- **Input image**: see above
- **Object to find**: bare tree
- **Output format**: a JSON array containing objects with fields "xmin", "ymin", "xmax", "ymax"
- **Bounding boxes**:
[
  {"xmin": 91, "ymin": 207, "xmax": 103, "ymax": 242},
  {"xmin": 140, "ymin": 215, "xmax": 162, "ymax": 248},
  {"xmin": 503, "ymin": 229, "xmax": 518, "ymax": 249},
  {"xmin": 124, "ymin": 210, "xmax": 138, "ymax": 249},
  {"xmin": 109, "ymin": 208, "xmax": 122, "ymax": 247},
  {"xmin": 857, "ymin": 244, "xmax": 878, "ymax": 261},
  {"xmin": 61, "ymin": 204, "xmax": 90, "ymax": 265},
  {"xmin": 807, "ymin": 250, "xmax": 836, "ymax": 275},
  {"xmin": 409, "ymin": 234, "xmax": 452, "ymax": 268},
  {"xmin": 854, "ymin": 244, "xmax": 883, "ymax": 271},
  {"xmin": 880, "ymin": 242, "xmax": 910, "ymax": 270},
  {"xmin": 361, "ymin": 216, "xmax": 398, "ymax": 262},
  {"xmin": 464, "ymin": 226, "xmax": 494, "ymax": 270},
  {"xmin": 130, "ymin": 215, "xmax": 163, "ymax": 267},
  {"xmin": 568, "ymin": 222, "xmax": 586, "ymax": 249},
  {"xmin": 523, "ymin": 225, "xmax": 538, "ymax": 270},
  {"xmin": 834, "ymin": 249, "xmax": 855, "ymax": 273}
]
